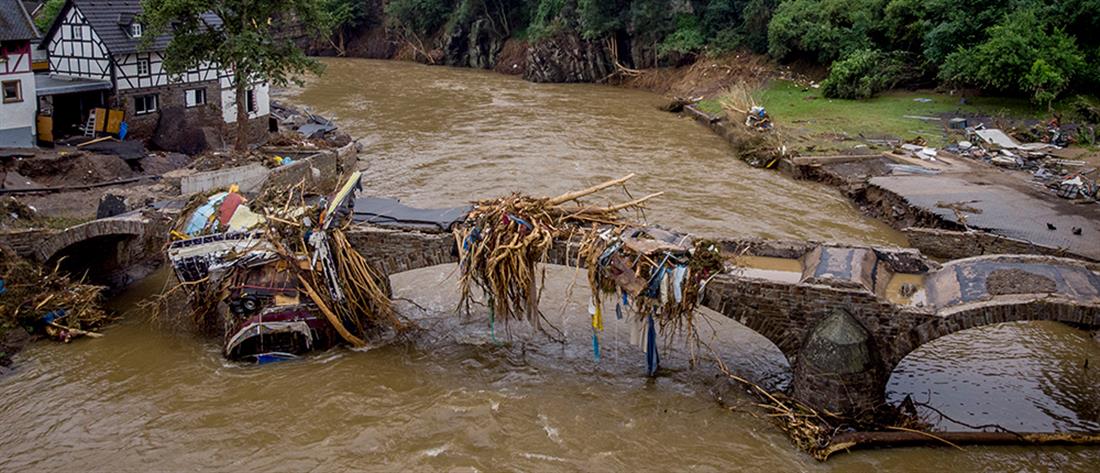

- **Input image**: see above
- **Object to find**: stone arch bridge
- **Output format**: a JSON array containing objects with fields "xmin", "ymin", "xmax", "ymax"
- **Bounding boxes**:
[
  {"xmin": 3, "ymin": 213, "xmax": 1097, "ymax": 418},
  {"xmin": 346, "ymin": 226, "xmax": 1100, "ymax": 419},
  {"xmin": 1, "ymin": 212, "xmax": 167, "ymax": 288}
]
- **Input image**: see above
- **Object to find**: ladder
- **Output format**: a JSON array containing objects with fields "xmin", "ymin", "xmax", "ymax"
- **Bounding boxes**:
[{"xmin": 82, "ymin": 113, "xmax": 96, "ymax": 137}]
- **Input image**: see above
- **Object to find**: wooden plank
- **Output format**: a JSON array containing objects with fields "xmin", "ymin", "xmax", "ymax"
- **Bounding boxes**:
[
  {"xmin": 76, "ymin": 136, "xmax": 115, "ymax": 148},
  {"xmin": 93, "ymin": 107, "xmax": 106, "ymax": 132},
  {"xmin": 106, "ymin": 109, "xmax": 123, "ymax": 134},
  {"xmin": 36, "ymin": 114, "xmax": 53, "ymax": 144}
]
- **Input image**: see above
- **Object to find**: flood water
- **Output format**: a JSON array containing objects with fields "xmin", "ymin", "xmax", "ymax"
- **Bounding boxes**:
[{"xmin": 2, "ymin": 58, "xmax": 1098, "ymax": 471}]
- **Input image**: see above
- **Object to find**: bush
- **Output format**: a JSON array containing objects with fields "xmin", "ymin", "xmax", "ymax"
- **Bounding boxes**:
[
  {"xmin": 527, "ymin": 0, "xmax": 569, "ymax": 39},
  {"xmin": 657, "ymin": 14, "xmax": 705, "ymax": 57},
  {"xmin": 939, "ymin": 9, "xmax": 1086, "ymax": 101},
  {"xmin": 385, "ymin": 0, "xmax": 454, "ymax": 37},
  {"xmin": 767, "ymin": 0, "xmax": 884, "ymax": 63},
  {"xmin": 821, "ymin": 49, "xmax": 914, "ymax": 99}
]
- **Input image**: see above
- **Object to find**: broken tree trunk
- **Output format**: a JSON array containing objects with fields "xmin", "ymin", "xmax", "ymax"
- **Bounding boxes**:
[{"xmin": 820, "ymin": 430, "xmax": 1100, "ymax": 460}]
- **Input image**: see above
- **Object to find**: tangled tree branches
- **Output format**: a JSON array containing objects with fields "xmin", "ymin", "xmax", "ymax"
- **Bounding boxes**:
[
  {"xmin": 0, "ymin": 247, "xmax": 108, "ymax": 342},
  {"xmin": 155, "ymin": 173, "xmax": 401, "ymax": 356},
  {"xmin": 454, "ymin": 174, "xmax": 662, "ymax": 327}
]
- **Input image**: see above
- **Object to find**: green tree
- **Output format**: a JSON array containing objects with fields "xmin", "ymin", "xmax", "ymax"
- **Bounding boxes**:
[
  {"xmin": 767, "ymin": 0, "xmax": 885, "ymax": 63},
  {"xmin": 141, "ymin": 0, "xmax": 330, "ymax": 152},
  {"xmin": 385, "ymin": 0, "xmax": 453, "ymax": 38},
  {"xmin": 35, "ymin": 0, "xmax": 65, "ymax": 31},
  {"xmin": 821, "ymin": 48, "xmax": 914, "ymax": 98},
  {"xmin": 939, "ymin": 9, "xmax": 1086, "ymax": 100},
  {"xmin": 324, "ymin": 0, "xmax": 370, "ymax": 56}
]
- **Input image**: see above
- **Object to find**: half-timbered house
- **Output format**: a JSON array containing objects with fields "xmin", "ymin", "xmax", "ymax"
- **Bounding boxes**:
[
  {"xmin": 0, "ymin": 0, "xmax": 39, "ymax": 148},
  {"xmin": 38, "ymin": 0, "xmax": 270, "ymax": 141}
]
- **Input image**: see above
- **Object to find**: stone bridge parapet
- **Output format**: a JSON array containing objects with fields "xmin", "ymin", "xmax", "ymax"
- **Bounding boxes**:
[{"xmin": 346, "ymin": 224, "xmax": 1100, "ymax": 418}]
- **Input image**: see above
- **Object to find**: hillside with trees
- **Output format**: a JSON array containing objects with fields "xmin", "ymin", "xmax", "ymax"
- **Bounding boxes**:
[{"xmin": 370, "ymin": 0, "xmax": 1099, "ymax": 103}]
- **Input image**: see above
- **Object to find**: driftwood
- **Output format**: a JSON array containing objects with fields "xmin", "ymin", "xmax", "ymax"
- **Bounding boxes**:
[
  {"xmin": 820, "ymin": 430, "xmax": 1100, "ymax": 460},
  {"xmin": 547, "ymin": 173, "xmax": 636, "ymax": 206}
]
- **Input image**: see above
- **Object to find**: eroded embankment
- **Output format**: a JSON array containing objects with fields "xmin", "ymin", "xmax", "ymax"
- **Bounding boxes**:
[{"xmin": 676, "ymin": 103, "xmax": 1100, "ymax": 264}]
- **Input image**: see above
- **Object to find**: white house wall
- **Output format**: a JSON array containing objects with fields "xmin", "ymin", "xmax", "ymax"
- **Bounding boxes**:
[
  {"xmin": 47, "ymin": 6, "xmax": 111, "ymax": 81},
  {"xmin": 114, "ymin": 52, "xmax": 219, "ymax": 91},
  {"xmin": 220, "ymin": 79, "xmax": 270, "ymax": 124},
  {"xmin": 1, "ymin": 44, "xmax": 38, "ymax": 147}
]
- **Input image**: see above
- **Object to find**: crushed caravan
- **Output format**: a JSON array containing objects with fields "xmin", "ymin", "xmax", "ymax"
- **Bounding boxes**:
[{"xmin": 166, "ymin": 172, "xmax": 396, "ymax": 364}]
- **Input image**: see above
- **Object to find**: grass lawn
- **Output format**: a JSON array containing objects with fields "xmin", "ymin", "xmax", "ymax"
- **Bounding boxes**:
[{"xmin": 703, "ymin": 80, "xmax": 1072, "ymax": 153}]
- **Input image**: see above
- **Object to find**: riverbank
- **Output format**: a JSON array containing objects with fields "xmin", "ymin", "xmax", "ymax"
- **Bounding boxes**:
[
  {"xmin": 311, "ymin": 33, "xmax": 1100, "ymax": 263},
  {"xmin": 678, "ymin": 100, "xmax": 1100, "ymax": 262}
]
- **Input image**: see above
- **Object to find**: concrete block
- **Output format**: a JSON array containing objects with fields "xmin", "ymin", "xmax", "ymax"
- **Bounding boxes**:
[{"xmin": 180, "ymin": 163, "xmax": 270, "ymax": 195}]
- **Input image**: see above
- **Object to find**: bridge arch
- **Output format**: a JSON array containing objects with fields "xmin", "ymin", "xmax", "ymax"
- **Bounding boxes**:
[
  {"xmin": 35, "ymin": 216, "xmax": 162, "ymax": 288},
  {"xmin": 889, "ymin": 298, "xmax": 1100, "ymax": 369},
  {"xmin": 886, "ymin": 317, "xmax": 1100, "ymax": 431}
]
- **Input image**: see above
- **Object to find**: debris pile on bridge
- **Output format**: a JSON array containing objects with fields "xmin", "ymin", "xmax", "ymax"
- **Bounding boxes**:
[
  {"xmin": 455, "ymin": 174, "xmax": 728, "ymax": 374},
  {"xmin": 455, "ymin": 174, "xmax": 661, "ymax": 325},
  {"xmin": 159, "ymin": 172, "xmax": 400, "ymax": 363},
  {"xmin": 0, "ymin": 247, "xmax": 108, "ymax": 343},
  {"xmin": 581, "ymin": 228, "xmax": 723, "ymax": 373}
]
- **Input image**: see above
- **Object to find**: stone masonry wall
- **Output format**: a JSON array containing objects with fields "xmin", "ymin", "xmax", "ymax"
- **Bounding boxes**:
[
  {"xmin": 904, "ymin": 227, "xmax": 1100, "ymax": 265},
  {"xmin": 700, "ymin": 274, "xmax": 928, "ymax": 366},
  {"xmin": 116, "ymin": 80, "xmax": 223, "ymax": 140}
]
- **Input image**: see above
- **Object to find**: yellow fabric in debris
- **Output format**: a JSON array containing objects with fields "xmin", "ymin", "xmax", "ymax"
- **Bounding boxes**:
[
  {"xmin": 274, "ymin": 293, "xmax": 300, "ymax": 306},
  {"xmin": 592, "ymin": 302, "xmax": 603, "ymax": 331},
  {"xmin": 227, "ymin": 206, "xmax": 264, "ymax": 231}
]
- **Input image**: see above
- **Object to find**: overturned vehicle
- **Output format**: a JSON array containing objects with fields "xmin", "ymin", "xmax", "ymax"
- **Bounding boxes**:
[{"xmin": 166, "ymin": 173, "xmax": 402, "ymax": 363}]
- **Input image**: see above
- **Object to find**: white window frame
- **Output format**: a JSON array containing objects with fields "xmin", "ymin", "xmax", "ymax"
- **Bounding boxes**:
[
  {"xmin": 185, "ymin": 88, "xmax": 207, "ymax": 108},
  {"xmin": 134, "ymin": 94, "xmax": 158, "ymax": 115},
  {"xmin": 136, "ymin": 58, "xmax": 151, "ymax": 77},
  {"xmin": 2, "ymin": 80, "xmax": 22, "ymax": 103},
  {"xmin": 131, "ymin": 23, "xmax": 143, "ymax": 38}
]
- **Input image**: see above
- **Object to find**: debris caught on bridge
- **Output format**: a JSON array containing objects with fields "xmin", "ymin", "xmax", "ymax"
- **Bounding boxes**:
[
  {"xmin": 158, "ymin": 172, "xmax": 402, "ymax": 362},
  {"xmin": 582, "ymin": 227, "xmax": 724, "ymax": 374},
  {"xmin": 455, "ymin": 174, "xmax": 662, "ymax": 327},
  {"xmin": 0, "ymin": 247, "xmax": 109, "ymax": 343},
  {"xmin": 455, "ymin": 173, "xmax": 731, "ymax": 374}
]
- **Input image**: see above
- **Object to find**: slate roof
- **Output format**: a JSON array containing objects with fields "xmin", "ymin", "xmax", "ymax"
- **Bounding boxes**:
[
  {"xmin": 0, "ymin": 0, "xmax": 39, "ymax": 42},
  {"xmin": 41, "ymin": 0, "xmax": 222, "ymax": 54}
]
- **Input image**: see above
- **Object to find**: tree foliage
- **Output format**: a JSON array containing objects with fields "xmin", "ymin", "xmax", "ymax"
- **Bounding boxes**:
[
  {"xmin": 385, "ymin": 0, "xmax": 454, "ymax": 38},
  {"xmin": 821, "ymin": 49, "xmax": 915, "ymax": 99},
  {"xmin": 938, "ymin": 9, "xmax": 1086, "ymax": 102},
  {"xmin": 35, "ymin": 0, "xmax": 66, "ymax": 31},
  {"xmin": 372, "ymin": 0, "xmax": 1100, "ymax": 99},
  {"xmin": 141, "ymin": 0, "xmax": 330, "ymax": 150}
]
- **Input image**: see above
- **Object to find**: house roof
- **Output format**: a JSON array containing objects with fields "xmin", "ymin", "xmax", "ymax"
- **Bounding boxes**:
[
  {"xmin": 41, "ymin": 0, "xmax": 222, "ymax": 55},
  {"xmin": 0, "ymin": 0, "xmax": 40, "ymax": 42}
]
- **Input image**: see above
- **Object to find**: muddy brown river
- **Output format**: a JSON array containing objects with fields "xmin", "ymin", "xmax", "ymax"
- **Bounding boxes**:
[{"xmin": 2, "ymin": 58, "xmax": 1098, "ymax": 471}]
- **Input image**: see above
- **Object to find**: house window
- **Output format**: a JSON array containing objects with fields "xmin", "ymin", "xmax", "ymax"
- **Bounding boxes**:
[
  {"xmin": 134, "ymin": 94, "xmax": 158, "ymax": 114},
  {"xmin": 246, "ymin": 89, "xmax": 257, "ymax": 114},
  {"xmin": 136, "ymin": 59, "xmax": 150, "ymax": 76},
  {"xmin": 2, "ymin": 80, "xmax": 22, "ymax": 103},
  {"xmin": 72, "ymin": 25, "xmax": 82, "ymax": 40},
  {"xmin": 185, "ymin": 88, "xmax": 206, "ymax": 107},
  {"xmin": 131, "ymin": 23, "xmax": 143, "ymax": 38}
]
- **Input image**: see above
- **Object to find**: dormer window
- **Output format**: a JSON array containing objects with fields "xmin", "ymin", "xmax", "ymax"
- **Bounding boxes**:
[{"xmin": 131, "ymin": 23, "xmax": 143, "ymax": 38}]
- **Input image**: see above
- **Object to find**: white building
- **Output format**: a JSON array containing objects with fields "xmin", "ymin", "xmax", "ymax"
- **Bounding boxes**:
[
  {"xmin": 0, "ymin": 0, "xmax": 39, "ymax": 148},
  {"xmin": 37, "ymin": 0, "xmax": 269, "ymax": 141}
]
